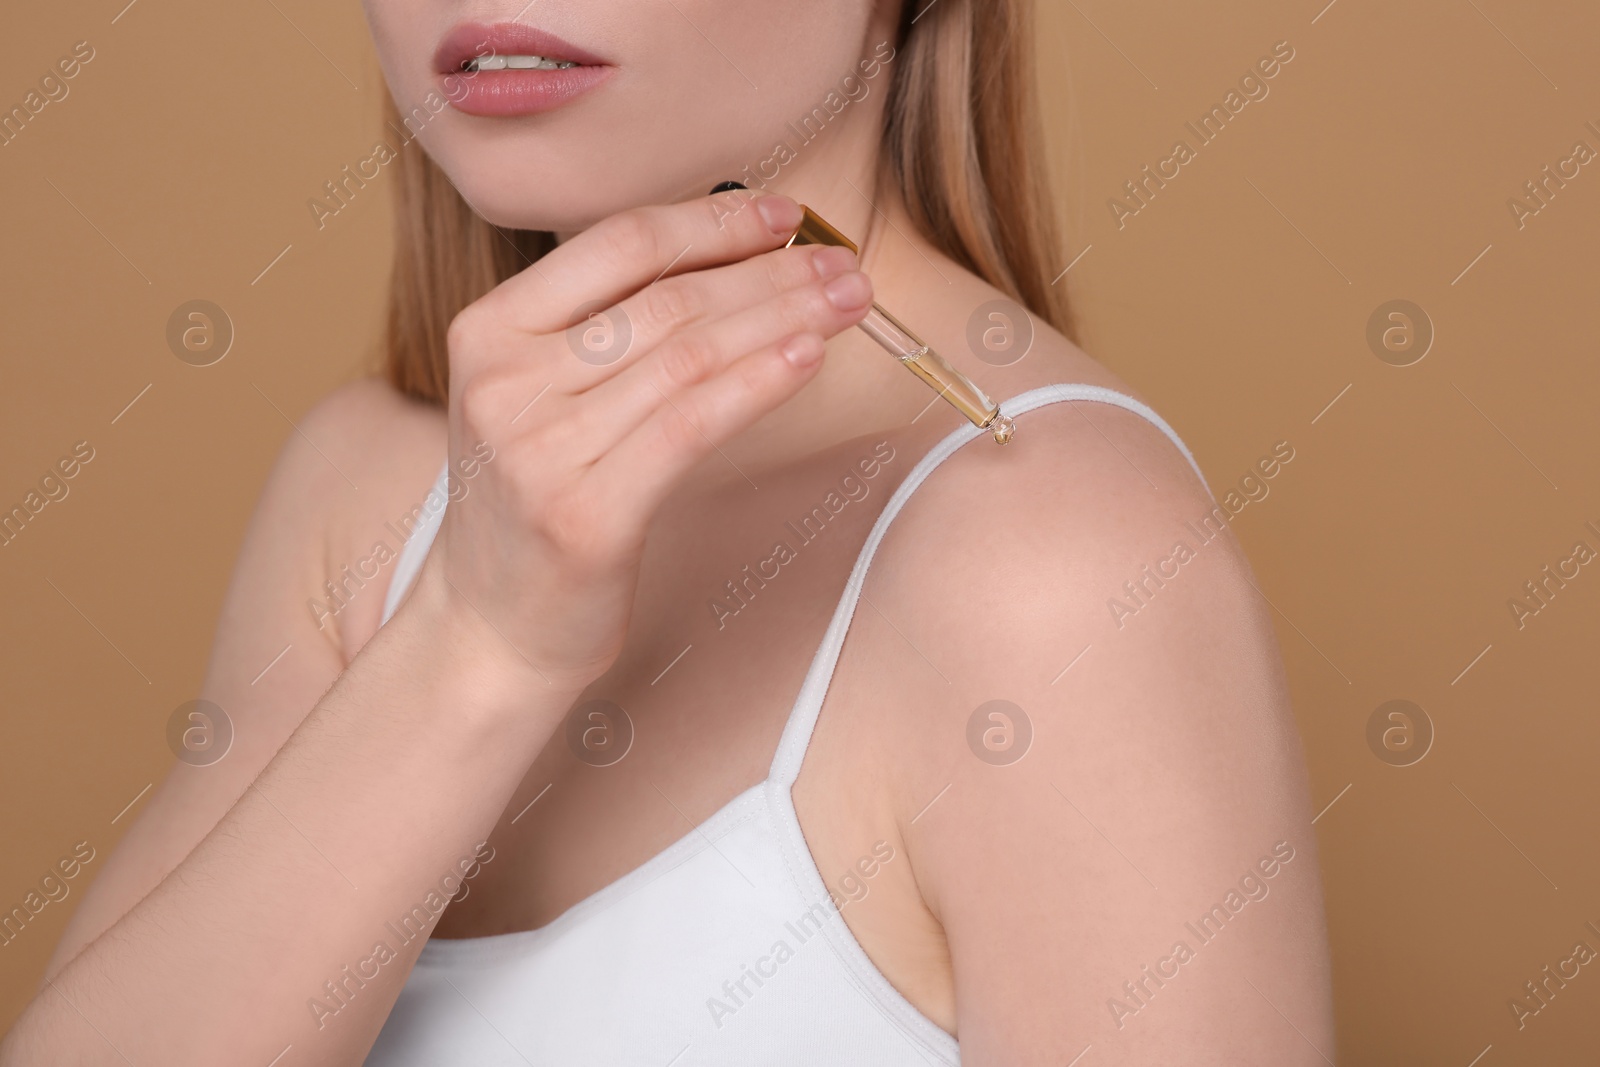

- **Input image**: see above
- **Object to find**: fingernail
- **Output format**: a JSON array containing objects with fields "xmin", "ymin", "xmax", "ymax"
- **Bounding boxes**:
[
  {"xmin": 781, "ymin": 334, "xmax": 824, "ymax": 367},
  {"xmin": 812, "ymin": 245, "xmax": 857, "ymax": 278},
  {"xmin": 756, "ymin": 195, "xmax": 802, "ymax": 236},
  {"xmin": 823, "ymin": 271, "xmax": 872, "ymax": 310}
]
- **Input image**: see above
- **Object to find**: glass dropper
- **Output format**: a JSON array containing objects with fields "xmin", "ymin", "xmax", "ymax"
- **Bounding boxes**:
[{"xmin": 710, "ymin": 183, "xmax": 1015, "ymax": 445}]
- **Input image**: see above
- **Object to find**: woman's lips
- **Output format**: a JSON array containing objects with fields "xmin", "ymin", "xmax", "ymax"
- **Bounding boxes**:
[
  {"xmin": 433, "ymin": 21, "xmax": 614, "ymax": 118},
  {"xmin": 442, "ymin": 64, "xmax": 614, "ymax": 118}
]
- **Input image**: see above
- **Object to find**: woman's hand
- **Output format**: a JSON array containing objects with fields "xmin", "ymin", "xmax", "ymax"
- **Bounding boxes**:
[
  {"xmin": 416, "ymin": 189, "xmax": 873, "ymax": 694},
  {"xmin": 0, "ymin": 189, "xmax": 872, "ymax": 1067}
]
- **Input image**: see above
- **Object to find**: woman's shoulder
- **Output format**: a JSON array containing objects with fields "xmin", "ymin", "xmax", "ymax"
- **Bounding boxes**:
[
  {"xmin": 880, "ymin": 307, "xmax": 1246, "ymax": 665},
  {"xmin": 833, "ymin": 331, "xmax": 1325, "ymax": 1047},
  {"xmin": 262, "ymin": 375, "xmax": 447, "ymax": 661},
  {"xmin": 853, "ymin": 310, "xmax": 1304, "ymax": 855},
  {"xmin": 921, "ymin": 291, "xmax": 1215, "ymax": 525},
  {"xmin": 43, "ymin": 377, "xmax": 450, "ymax": 977},
  {"xmin": 873, "ymin": 333, "xmax": 1234, "ymax": 660}
]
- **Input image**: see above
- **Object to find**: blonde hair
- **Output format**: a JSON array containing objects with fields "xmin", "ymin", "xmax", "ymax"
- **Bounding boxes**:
[{"xmin": 381, "ymin": 0, "xmax": 1072, "ymax": 404}]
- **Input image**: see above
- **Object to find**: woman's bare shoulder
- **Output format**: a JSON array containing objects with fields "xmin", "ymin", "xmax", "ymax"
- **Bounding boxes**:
[
  {"xmin": 836, "ymin": 350, "xmax": 1330, "ymax": 1055},
  {"xmin": 293, "ymin": 375, "xmax": 447, "ymax": 485},
  {"xmin": 287, "ymin": 377, "xmax": 449, "ymax": 661},
  {"xmin": 43, "ymin": 377, "xmax": 447, "ymax": 978}
]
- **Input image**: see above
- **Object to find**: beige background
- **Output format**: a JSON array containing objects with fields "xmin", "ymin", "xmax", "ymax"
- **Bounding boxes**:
[{"xmin": 2, "ymin": 1, "xmax": 1597, "ymax": 1062}]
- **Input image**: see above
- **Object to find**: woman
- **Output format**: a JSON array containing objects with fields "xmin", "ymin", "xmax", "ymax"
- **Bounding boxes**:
[{"xmin": 2, "ymin": 0, "xmax": 1334, "ymax": 1063}]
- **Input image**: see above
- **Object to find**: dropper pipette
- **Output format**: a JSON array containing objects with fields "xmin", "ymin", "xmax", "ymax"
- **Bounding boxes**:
[{"xmin": 711, "ymin": 182, "xmax": 1016, "ymax": 445}]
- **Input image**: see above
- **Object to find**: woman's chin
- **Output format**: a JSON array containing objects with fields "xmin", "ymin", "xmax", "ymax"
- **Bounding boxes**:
[
  {"xmin": 435, "ymin": 174, "xmax": 641, "ymax": 236},
  {"xmin": 431, "ymin": 151, "xmax": 726, "ymax": 236},
  {"xmin": 451, "ymin": 196, "xmax": 589, "ymax": 236}
]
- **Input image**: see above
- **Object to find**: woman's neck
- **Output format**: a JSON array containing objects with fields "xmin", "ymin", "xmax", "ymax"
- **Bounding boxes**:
[
  {"xmin": 558, "ymin": 77, "xmax": 973, "ymax": 478},
  {"xmin": 704, "ymin": 116, "xmax": 983, "ymax": 476}
]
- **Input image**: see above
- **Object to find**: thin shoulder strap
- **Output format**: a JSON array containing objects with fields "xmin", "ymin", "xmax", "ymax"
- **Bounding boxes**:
[
  {"xmin": 381, "ymin": 459, "xmax": 451, "ymax": 626},
  {"xmin": 767, "ymin": 382, "xmax": 1207, "ymax": 785}
]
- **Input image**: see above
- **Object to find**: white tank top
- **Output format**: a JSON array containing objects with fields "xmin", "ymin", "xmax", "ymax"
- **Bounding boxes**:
[{"xmin": 365, "ymin": 383, "xmax": 1206, "ymax": 1066}]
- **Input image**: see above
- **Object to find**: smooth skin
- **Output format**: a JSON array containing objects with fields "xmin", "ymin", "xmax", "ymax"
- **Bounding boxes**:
[{"xmin": 2, "ymin": 2, "xmax": 1335, "ymax": 1064}]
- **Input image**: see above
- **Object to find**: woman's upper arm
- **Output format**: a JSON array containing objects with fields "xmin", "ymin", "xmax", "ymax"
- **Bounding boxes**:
[
  {"xmin": 874, "ymin": 404, "xmax": 1334, "ymax": 1064},
  {"xmin": 44, "ymin": 378, "xmax": 445, "ymax": 980}
]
